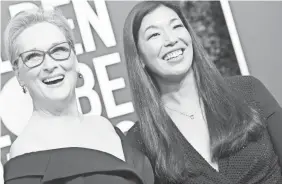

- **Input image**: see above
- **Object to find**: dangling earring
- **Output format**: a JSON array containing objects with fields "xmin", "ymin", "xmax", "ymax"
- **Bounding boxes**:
[{"xmin": 22, "ymin": 85, "xmax": 27, "ymax": 94}]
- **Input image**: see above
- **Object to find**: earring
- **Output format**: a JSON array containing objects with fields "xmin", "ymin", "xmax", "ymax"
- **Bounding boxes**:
[
  {"xmin": 78, "ymin": 72, "xmax": 83, "ymax": 79},
  {"xmin": 22, "ymin": 86, "xmax": 27, "ymax": 94},
  {"xmin": 141, "ymin": 62, "xmax": 145, "ymax": 68}
]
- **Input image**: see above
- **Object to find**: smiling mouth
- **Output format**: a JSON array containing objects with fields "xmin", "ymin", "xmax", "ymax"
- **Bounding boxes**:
[
  {"xmin": 42, "ymin": 75, "xmax": 65, "ymax": 85},
  {"xmin": 163, "ymin": 49, "xmax": 185, "ymax": 61}
]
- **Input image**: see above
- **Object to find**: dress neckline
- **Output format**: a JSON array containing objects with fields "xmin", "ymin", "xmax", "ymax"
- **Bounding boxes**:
[
  {"xmin": 4, "ymin": 134, "xmax": 145, "ymax": 184},
  {"xmin": 168, "ymin": 109, "xmax": 233, "ymax": 184}
]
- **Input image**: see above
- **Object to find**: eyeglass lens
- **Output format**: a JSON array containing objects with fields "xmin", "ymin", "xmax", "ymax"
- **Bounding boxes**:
[{"xmin": 21, "ymin": 42, "xmax": 71, "ymax": 68}]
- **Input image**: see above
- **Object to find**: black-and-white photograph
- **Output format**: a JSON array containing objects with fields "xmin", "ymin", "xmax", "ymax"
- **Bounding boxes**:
[{"xmin": 1, "ymin": 1, "xmax": 282, "ymax": 183}]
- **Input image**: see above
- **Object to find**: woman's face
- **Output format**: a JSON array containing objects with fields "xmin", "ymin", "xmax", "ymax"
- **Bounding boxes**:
[
  {"xmin": 14, "ymin": 22, "xmax": 78, "ymax": 103},
  {"xmin": 138, "ymin": 5, "xmax": 193, "ymax": 80}
]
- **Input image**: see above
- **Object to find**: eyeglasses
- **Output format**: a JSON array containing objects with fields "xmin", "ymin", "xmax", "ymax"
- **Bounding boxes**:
[{"xmin": 13, "ymin": 42, "xmax": 72, "ymax": 68}]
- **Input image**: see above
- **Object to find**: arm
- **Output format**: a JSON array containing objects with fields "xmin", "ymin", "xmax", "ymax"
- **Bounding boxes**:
[
  {"xmin": 126, "ymin": 122, "xmax": 145, "ymax": 151},
  {"xmin": 124, "ymin": 124, "xmax": 155, "ymax": 184},
  {"xmin": 251, "ymin": 76, "xmax": 282, "ymax": 168},
  {"xmin": 1, "ymin": 164, "xmax": 3, "ymax": 184}
]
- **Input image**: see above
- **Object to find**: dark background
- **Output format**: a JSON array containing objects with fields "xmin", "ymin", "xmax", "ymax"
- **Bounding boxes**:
[{"xmin": 183, "ymin": 1, "xmax": 240, "ymax": 76}]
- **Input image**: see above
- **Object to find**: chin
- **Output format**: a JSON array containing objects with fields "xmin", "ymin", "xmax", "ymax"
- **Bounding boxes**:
[
  {"xmin": 47, "ymin": 95, "xmax": 70, "ymax": 102},
  {"xmin": 162, "ymin": 68, "xmax": 192, "ymax": 82},
  {"xmin": 44, "ymin": 89, "xmax": 74, "ymax": 102},
  {"xmin": 170, "ymin": 65, "xmax": 191, "ymax": 76}
]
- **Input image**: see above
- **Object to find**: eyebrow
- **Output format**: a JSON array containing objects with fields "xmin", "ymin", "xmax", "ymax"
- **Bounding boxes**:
[
  {"xmin": 144, "ymin": 18, "xmax": 180, "ymax": 33},
  {"xmin": 144, "ymin": 25, "xmax": 158, "ymax": 33},
  {"xmin": 169, "ymin": 18, "xmax": 179, "ymax": 24},
  {"xmin": 27, "ymin": 41, "xmax": 67, "ymax": 51}
]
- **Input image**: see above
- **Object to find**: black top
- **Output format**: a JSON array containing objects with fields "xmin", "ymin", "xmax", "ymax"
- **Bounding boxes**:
[
  {"xmin": 4, "ymin": 128, "xmax": 154, "ymax": 184},
  {"xmin": 126, "ymin": 76, "xmax": 282, "ymax": 184}
]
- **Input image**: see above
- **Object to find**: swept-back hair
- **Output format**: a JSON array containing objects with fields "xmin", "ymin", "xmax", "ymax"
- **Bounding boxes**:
[
  {"xmin": 4, "ymin": 7, "xmax": 75, "ymax": 65},
  {"xmin": 123, "ymin": 1, "xmax": 264, "ymax": 183}
]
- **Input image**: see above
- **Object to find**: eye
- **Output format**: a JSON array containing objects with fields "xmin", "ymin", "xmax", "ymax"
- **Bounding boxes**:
[
  {"xmin": 173, "ymin": 24, "xmax": 184, "ymax": 29},
  {"xmin": 24, "ymin": 52, "xmax": 42, "ymax": 61},
  {"xmin": 148, "ymin": 33, "xmax": 160, "ymax": 40},
  {"xmin": 51, "ymin": 46, "xmax": 70, "ymax": 53}
]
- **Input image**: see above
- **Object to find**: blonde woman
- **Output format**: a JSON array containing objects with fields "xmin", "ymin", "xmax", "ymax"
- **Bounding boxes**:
[{"xmin": 3, "ymin": 8, "xmax": 154, "ymax": 184}]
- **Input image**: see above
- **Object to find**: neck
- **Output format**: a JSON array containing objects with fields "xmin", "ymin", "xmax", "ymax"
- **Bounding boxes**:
[
  {"xmin": 33, "ymin": 94, "xmax": 81, "ymax": 119},
  {"xmin": 157, "ymin": 70, "xmax": 199, "ymax": 108}
]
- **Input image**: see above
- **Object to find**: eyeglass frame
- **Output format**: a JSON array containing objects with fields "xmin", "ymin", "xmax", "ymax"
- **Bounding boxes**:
[{"xmin": 12, "ymin": 41, "xmax": 74, "ymax": 69}]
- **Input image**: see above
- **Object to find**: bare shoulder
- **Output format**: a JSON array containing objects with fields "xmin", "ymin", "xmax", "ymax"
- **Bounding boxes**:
[
  {"xmin": 82, "ymin": 115, "xmax": 115, "ymax": 130},
  {"xmin": 78, "ymin": 115, "xmax": 121, "ymax": 142},
  {"xmin": 83, "ymin": 115, "xmax": 112, "ymax": 123},
  {"xmin": 9, "ymin": 129, "xmax": 43, "ymax": 159}
]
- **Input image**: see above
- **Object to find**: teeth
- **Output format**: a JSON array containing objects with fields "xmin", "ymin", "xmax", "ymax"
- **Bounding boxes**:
[
  {"xmin": 43, "ymin": 75, "xmax": 64, "ymax": 83},
  {"xmin": 164, "ymin": 49, "xmax": 183, "ymax": 61}
]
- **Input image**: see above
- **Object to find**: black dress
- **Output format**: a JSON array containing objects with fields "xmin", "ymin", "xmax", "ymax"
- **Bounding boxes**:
[
  {"xmin": 4, "ymin": 128, "xmax": 154, "ymax": 184},
  {"xmin": 126, "ymin": 76, "xmax": 282, "ymax": 184}
]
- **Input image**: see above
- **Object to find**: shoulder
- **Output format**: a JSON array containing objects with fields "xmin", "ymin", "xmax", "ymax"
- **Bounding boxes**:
[
  {"xmin": 125, "ymin": 122, "xmax": 150, "ymax": 167},
  {"xmin": 9, "ymin": 129, "xmax": 43, "ymax": 159},
  {"xmin": 83, "ymin": 115, "xmax": 112, "ymax": 124},
  {"xmin": 83, "ymin": 115, "xmax": 114, "ymax": 129},
  {"xmin": 127, "ymin": 122, "xmax": 140, "ymax": 136},
  {"xmin": 225, "ymin": 75, "xmax": 275, "ymax": 99},
  {"xmin": 79, "ymin": 115, "xmax": 118, "ymax": 136},
  {"xmin": 224, "ymin": 75, "xmax": 264, "ymax": 103},
  {"xmin": 117, "ymin": 121, "xmax": 144, "ymax": 153},
  {"xmin": 125, "ymin": 122, "xmax": 144, "ymax": 150},
  {"xmin": 118, "ymin": 124, "xmax": 154, "ymax": 184},
  {"xmin": 225, "ymin": 75, "xmax": 281, "ymax": 117},
  {"xmin": 225, "ymin": 75, "xmax": 268, "ymax": 95},
  {"xmin": 9, "ymin": 138, "xmax": 25, "ymax": 159}
]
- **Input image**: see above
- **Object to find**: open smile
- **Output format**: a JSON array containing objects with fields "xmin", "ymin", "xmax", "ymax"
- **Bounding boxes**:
[
  {"xmin": 162, "ymin": 48, "xmax": 185, "ymax": 62},
  {"xmin": 42, "ymin": 74, "xmax": 65, "ymax": 86}
]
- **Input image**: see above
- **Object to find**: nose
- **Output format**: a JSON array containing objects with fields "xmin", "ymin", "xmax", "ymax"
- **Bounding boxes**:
[
  {"xmin": 163, "ymin": 29, "xmax": 178, "ymax": 47},
  {"xmin": 41, "ymin": 54, "xmax": 58, "ymax": 73}
]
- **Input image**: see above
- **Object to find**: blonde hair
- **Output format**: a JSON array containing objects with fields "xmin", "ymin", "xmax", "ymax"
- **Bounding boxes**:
[{"xmin": 4, "ymin": 7, "xmax": 75, "ymax": 65}]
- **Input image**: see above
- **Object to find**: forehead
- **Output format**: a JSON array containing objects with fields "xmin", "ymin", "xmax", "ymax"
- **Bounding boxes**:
[
  {"xmin": 15, "ymin": 22, "xmax": 66, "ymax": 52},
  {"xmin": 140, "ymin": 5, "xmax": 180, "ymax": 31}
]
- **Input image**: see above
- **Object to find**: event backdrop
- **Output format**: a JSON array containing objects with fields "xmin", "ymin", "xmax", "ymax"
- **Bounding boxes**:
[
  {"xmin": 1, "ymin": 0, "xmax": 239, "ymax": 165},
  {"xmin": 229, "ymin": 1, "xmax": 282, "ymax": 106}
]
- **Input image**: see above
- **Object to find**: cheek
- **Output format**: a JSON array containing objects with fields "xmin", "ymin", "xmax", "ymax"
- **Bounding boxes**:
[
  {"xmin": 141, "ymin": 41, "xmax": 162, "ymax": 63},
  {"xmin": 181, "ymin": 30, "xmax": 192, "ymax": 44},
  {"xmin": 19, "ymin": 68, "xmax": 39, "ymax": 82},
  {"xmin": 60, "ymin": 57, "xmax": 77, "ymax": 72}
]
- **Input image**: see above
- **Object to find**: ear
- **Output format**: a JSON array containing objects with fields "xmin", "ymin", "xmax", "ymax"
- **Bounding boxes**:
[
  {"xmin": 15, "ymin": 72, "xmax": 25, "ymax": 87},
  {"xmin": 13, "ymin": 65, "xmax": 25, "ymax": 87},
  {"xmin": 74, "ymin": 57, "xmax": 80, "ymax": 73}
]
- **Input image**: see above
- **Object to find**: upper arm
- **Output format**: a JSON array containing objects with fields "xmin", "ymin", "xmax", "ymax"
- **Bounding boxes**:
[
  {"xmin": 250, "ymin": 76, "xmax": 282, "ymax": 168},
  {"xmin": 9, "ymin": 139, "xmax": 24, "ymax": 159},
  {"xmin": 250, "ymin": 76, "xmax": 281, "ymax": 117},
  {"xmin": 142, "ymin": 155, "xmax": 155, "ymax": 184},
  {"xmin": 9, "ymin": 134, "xmax": 38, "ymax": 159},
  {"xmin": 126, "ymin": 124, "xmax": 155, "ymax": 183},
  {"xmin": 126, "ymin": 124, "xmax": 144, "ymax": 151}
]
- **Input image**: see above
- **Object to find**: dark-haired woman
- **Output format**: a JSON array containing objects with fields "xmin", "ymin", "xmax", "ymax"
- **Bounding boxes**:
[{"xmin": 123, "ymin": 1, "xmax": 282, "ymax": 183}]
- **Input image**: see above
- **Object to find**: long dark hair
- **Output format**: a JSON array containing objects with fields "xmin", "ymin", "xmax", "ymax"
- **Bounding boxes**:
[{"xmin": 123, "ymin": 1, "xmax": 264, "ymax": 183}]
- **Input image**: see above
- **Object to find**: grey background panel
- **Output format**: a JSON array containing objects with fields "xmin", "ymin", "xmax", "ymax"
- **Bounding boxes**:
[{"xmin": 230, "ymin": 1, "xmax": 282, "ymax": 106}]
